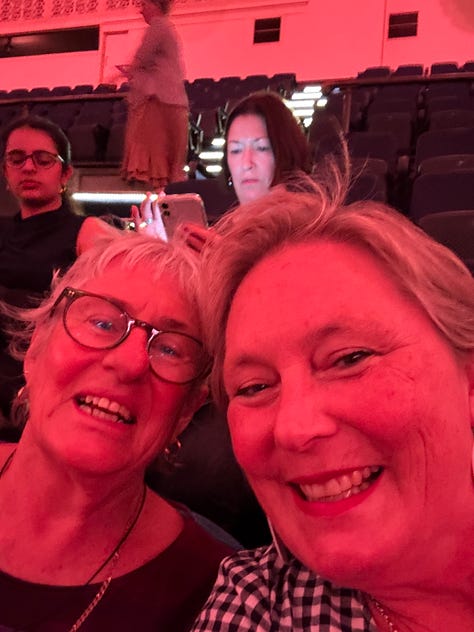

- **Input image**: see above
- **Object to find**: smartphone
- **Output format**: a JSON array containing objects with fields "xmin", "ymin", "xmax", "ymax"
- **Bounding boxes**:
[{"xmin": 159, "ymin": 193, "xmax": 208, "ymax": 239}]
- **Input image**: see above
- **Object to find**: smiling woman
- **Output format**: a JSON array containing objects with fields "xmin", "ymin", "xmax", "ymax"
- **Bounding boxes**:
[
  {"xmin": 0, "ymin": 231, "xmax": 233, "ymax": 631},
  {"xmin": 192, "ymin": 175, "xmax": 474, "ymax": 631}
]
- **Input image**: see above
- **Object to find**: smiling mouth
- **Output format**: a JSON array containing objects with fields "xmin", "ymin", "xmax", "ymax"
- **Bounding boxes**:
[
  {"xmin": 76, "ymin": 395, "xmax": 135, "ymax": 425},
  {"xmin": 296, "ymin": 466, "xmax": 383, "ymax": 503}
]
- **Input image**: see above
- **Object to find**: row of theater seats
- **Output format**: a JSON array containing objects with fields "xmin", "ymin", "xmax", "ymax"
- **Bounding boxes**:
[
  {"xmin": 357, "ymin": 61, "xmax": 474, "ymax": 77},
  {"xmin": 308, "ymin": 62, "xmax": 474, "ymax": 214},
  {"xmin": 0, "ymin": 73, "xmax": 296, "ymax": 164},
  {"xmin": 0, "ymin": 67, "xmax": 473, "ymax": 263}
]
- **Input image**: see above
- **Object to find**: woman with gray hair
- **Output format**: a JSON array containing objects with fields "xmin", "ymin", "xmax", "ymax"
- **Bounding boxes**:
[
  {"xmin": 0, "ymin": 231, "xmax": 232, "ymax": 631},
  {"xmin": 192, "ymin": 176, "xmax": 474, "ymax": 631}
]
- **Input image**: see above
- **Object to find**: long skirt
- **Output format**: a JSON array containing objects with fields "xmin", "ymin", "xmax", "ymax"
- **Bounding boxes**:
[{"xmin": 122, "ymin": 97, "xmax": 188, "ymax": 190}]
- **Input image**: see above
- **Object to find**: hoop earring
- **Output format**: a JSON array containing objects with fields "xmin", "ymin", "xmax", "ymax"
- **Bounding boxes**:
[{"xmin": 163, "ymin": 439, "xmax": 182, "ymax": 466}]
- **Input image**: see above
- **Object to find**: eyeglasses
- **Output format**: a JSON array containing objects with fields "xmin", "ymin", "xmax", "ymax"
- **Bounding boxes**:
[
  {"xmin": 4, "ymin": 150, "xmax": 65, "ymax": 170},
  {"xmin": 51, "ymin": 287, "xmax": 211, "ymax": 384}
]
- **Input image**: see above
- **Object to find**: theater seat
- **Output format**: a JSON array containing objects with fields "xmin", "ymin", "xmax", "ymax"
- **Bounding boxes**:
[{"xmin": 418, "ymin": 210, "xmax": 474, "ymax": 273}]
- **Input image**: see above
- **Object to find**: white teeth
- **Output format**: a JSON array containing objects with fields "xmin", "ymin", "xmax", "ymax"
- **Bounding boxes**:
[
  {"xmin": 79, "ymin": 395, "xmax": 133, "ymax": 425},
  {"xmin": 299, "ymin": 467, "xmax": 381, "ymax": 503}
]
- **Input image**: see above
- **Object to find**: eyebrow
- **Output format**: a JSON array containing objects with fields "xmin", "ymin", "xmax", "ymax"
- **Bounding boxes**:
[
  {"xmin": 154, "ymin": 317, "xmax": 193, "ymax": 332},
  {"xmin": 106, "ymin": 296, "xmax": 193, "ymax": 334},
  {"xmin": 228, "ymin": 137, "xmax": 270, "ymax": 144},
  {"xmin": 225, "ymin": 319, "xmax": 393, "ymax": 369}
]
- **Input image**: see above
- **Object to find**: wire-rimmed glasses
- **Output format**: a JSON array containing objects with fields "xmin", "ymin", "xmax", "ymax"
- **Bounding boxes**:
[
  {"xmin": 4, "ymin": 150, "xmax": 65, "ymax": 170},
  {"xmin": 51, "ymin": 287, "xmax": 211, "ymax": 384}
]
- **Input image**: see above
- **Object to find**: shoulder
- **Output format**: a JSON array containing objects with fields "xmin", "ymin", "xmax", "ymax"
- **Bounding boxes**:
[
  {"xmin": 174, "ymin": 513, "xmax": 236, "ymax": 568},
  {"xmin": 191, "ymin": 545, "xmax": 375, "ymax": 631}
]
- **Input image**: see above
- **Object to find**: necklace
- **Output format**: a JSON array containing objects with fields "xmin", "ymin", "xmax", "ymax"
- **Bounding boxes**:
[
  {"xmin": 0, "ymin": 448, "xmax": 16, "ymax": 477},
  {"xmin": 370, "ymin": 597, "xmax": 400, "ymax": 632},
  {"xmin": 0, "ymin": 450, "xmax": 147, "ymax": 632},
  {"xmin": 68, "ymin": 483, "xmax": 147, "ymax": 631}
]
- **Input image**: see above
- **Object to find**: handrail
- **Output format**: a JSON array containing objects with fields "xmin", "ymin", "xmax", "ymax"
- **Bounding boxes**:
[
  {"xmin": 0, "ymin": 91, "xmax": 126, "ymax": 108},
  {"xmin": 0, "ymin": 70, "xmax": 472, "ymax": 133}
]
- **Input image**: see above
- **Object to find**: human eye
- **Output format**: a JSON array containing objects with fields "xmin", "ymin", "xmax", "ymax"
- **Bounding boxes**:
[
  {"xmin": 35, "ymin": 151, "xmax": 56, "ymax": 167},
  {"xmin": 256, "ymin": 143, "xmax": 271, "ymax": 152},
  {"xmin": 88, "ymin": 316, "xmax": 116, "ymax": 332},
  {"xmin": 235, "ymin": 382, "xmax": 269, "ymax": 397},
  {"xmin": 78, "ymin": 298, "xmax": 122, "ymax": 336},
  {"xmin": 151, "ymin": 333, "xmax": 189, "ymax": 363},
  {"xmin": 332, "ymin": 349, "xmax": 374, "ymax": 370},
  {"xmin": 6, "ymin": 151, "xmax": 25, "ymax": 166}
]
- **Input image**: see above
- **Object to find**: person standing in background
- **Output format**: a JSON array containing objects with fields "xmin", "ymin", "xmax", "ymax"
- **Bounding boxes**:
[{"xmin": 121, "ymin": 0, "xmax": 189, "ymax": 190}]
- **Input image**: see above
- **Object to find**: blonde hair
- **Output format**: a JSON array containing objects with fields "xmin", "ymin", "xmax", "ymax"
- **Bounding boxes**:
[{"xmin": 201, "ymin": 175, "xmax": 474, "ymax": 409}]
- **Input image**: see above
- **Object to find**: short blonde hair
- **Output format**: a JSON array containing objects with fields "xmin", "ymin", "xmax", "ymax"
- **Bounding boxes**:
[{"xmin": 201, "ymin": 176, "xmax": 474, "ymax": 409}]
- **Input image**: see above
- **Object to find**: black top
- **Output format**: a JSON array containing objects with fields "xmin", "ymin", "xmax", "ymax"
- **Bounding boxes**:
[
  {"xmin": 0, "ymin": 513, "xmax": 234, "ymax": 632},
  {"xmin": 0, "ymin": 202, "xmax": 85, "ymax": 424},
  {"xmin": 0, "ymin": 202, "xmax": 84, "ymax": 296}
]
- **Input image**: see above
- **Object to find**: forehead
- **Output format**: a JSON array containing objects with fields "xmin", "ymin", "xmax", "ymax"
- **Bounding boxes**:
[
  {"xmin": 228, "ymin": 114, "xmax": 269, "ymax": 141},
  {"xmin": 77, "ymin": 260, "xmax": 199, "ymax": 334},
  {"xmin": 226, "ymin": 240, "xmax": 435, "ymax": 346},
  {"xmin": 6, "ymin": 126, "xmax": 57, "ymax": 153}
]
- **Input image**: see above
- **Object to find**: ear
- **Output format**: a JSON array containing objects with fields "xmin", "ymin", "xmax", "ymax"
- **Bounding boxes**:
[
  {"xmin": 173, "ymin": 382, "xmax": 209, "ymax": 440},
  {"xmin": 23, "ymin": 328, "xmax": 41, "ymax": 385}
]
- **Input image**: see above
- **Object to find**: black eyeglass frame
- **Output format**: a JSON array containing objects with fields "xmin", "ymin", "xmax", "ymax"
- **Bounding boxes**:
[
  {"xmin": 51, "ymin": 286, "xmax": 211, "ymax": 385},
  {"xmin": 4, "ymin": 149, "xmax": 65, "ymax": 170}
]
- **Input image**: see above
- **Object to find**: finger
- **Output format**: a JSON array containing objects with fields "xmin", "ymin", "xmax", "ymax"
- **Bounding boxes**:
[
  {"xmin": 151, "ymin": 197, "xmax": 161, "ymax": 221},
  {"xmin": 140, "ymin": 192, "xmax": 153, "ymax": 220}
]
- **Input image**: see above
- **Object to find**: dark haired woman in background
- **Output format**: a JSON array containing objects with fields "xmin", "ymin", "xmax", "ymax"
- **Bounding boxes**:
[
  {"xmin": 0, "ymin": 115, "xmax": 85, "ymax": 428},
  {"xmin": 223, "ymin": 90, "xmax": 312, "ymax": 204}
]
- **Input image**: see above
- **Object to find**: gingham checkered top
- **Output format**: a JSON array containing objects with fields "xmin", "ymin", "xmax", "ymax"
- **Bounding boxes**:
[{"xmin": 191, "ymin": 543, "xmax": 378, "ymax": 631}]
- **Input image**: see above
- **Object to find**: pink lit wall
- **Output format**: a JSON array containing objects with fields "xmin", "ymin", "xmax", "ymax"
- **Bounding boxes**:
[{"xmin": 0, "ymin": 0, "xmax": 472, "ymax": 89}]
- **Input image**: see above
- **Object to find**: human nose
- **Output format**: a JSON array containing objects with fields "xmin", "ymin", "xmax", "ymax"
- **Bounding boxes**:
[
  {"xmin": 102, "ymin": 327, "xmax": 150, "ymax": 381},
  {"xmin": 273, "ymin": 373, "xmax": 338, "ymax": 452},
  {"xmin": 21, "ymin": 155, "xmax": 37, "ymax": 170},
  {"xmin": 241, "ymin": 146, "xmax": 255, "ymax": 170}
]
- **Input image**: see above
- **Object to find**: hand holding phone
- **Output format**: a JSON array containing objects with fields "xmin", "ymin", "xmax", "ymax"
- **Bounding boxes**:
[
  {"xmin": 131, "ymin": 192, "xmax": 167, "ymax": 240},
  {"xmin": 130, "ymin": 192, "xmax": 208, "ymax": 242}
]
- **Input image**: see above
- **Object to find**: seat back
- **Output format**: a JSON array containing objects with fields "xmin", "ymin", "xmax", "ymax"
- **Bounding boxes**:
[{"xmin": 418, "ymin": 210, "xmax": 474, "ymax": 272}]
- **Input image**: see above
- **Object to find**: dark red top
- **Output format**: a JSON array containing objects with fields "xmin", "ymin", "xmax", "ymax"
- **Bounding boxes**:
[{"xmin": 0, "ymin": 514, "xmax": 233, "ymax": 631}]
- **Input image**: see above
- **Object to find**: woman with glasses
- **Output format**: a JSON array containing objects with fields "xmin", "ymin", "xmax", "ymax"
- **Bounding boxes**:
[
  {"xmin": 0, "ymin": 115, "xmax": 87, "ymax": 428},
  {"xmin": 0, "ymin": 231, "xmax": 233, "ymax": 631}
]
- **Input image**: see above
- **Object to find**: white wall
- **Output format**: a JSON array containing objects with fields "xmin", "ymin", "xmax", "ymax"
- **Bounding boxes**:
[{"xmin": 0, "ymin": 0, "xmax": 472, "ymax": 90}]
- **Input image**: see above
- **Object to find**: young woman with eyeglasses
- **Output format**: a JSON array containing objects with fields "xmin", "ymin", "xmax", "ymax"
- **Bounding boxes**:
[
  {"xmin": 0, "ymin": 115, "xmax": 89, "ymax": 429},
  {"xmin": 0, "ymin": 231, "xmax": 233, "ymax": 631}
]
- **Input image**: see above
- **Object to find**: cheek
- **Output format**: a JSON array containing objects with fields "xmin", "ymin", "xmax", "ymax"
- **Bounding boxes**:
[
  {"xmin": 149, "ymin": 382, "xmax": 191, "ymax": 427},
  {"xmin": 228, "ymin": 404, "xmax": 275, "ymax": 476}
]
